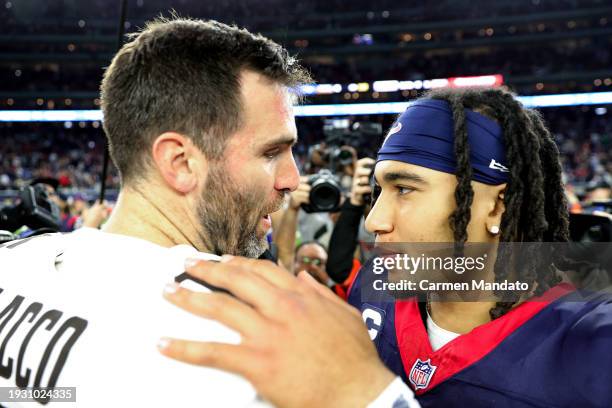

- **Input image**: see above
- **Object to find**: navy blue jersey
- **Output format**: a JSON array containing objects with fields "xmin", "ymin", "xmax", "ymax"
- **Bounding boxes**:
[{"xmin": 348, "ymin": 269, "xmax": 612, "ymax": 407}]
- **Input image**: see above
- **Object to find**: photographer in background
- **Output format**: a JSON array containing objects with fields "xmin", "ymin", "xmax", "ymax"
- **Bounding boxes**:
[
  {"xmin": 292, "ymin": 240, "xmax": 358, "ymax": 299},
  {"xmin": 272, "ymin": 174, "xmax": 337, "ymax": 270},
  {"xmin": 585, "ymin": 179, "xmax": 612, "ymax": 203},
  {"xmin": 273, "ymin": 127, "xmax": 360, "ymax": 271},
  {"xmin": 273, "ymin": 175, "xmax": 311, "ymax": 271},
  {"xmin": 327, "ymin": 157, "xmax": 376, "ymax": 287},
  {"xmin": 0, "ymin": 181, "xmax": 61, "ymax": 239},
  {"xmin": 293, "ymin": 240, "xmax": 330, "ymax": 285}
]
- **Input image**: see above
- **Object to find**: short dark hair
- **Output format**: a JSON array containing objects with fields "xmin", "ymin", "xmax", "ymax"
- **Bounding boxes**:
[
  {"xmin": 100, "ymin": 16, "xmax": 311, "ymax": 184},
  {"xmin": 422, "ymin": 87, "xmax": 569, "ymax": 319}
]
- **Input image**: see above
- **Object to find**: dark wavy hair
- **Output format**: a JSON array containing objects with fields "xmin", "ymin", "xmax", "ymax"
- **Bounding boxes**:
[{"xmin": 101, "ymin": 16, "xmax": 311, "ymax": 184}]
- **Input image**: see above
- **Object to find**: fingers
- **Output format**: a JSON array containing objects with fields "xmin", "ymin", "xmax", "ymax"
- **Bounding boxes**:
[
  {"xmin": 353, "ymin": 185, "xmax": 372, "ymax": 195},
  {"xmin": 290, "ymin": 190, "xmax": 310, "ymax": 206},
  {"xmin": 354, "ymin": 166, "xmax": 374, "ymax": 178},
  {"xmin": 297, "ymin": 271, "xmax": 334, "ymax": 298},
  {"xmin": 296, "ymin": 183, "xmax": 311, "ymax": 193},
  {"xmin": 353, "ymin": 159, "xmax": 375, "ymax": 191},
  {"xmin": 357, "ymin": 157, "xmax": 375, "ymax": 165},
  {"xmin": 355, "ymin": 158, "xmax": 375, "ymax": 174},
  {"xmin": 290, "ymin": 181, "xmax": 311, "ymax": 208},
  {"xmin": 158, "ymin": 338, "xmax": 257, "ymax": 376},
  {"xmin": 184, "ymin": 260, "xmax": 275, "ymax": 310},
  {"xmin": 183, "ymin": 257, "xmax": 299, "ymax": 315},
  {"xmin": 295, "ymin": 176, "xmax": 311, "ymax": 192},
  {"xmin": 296, "ymin": 271, "xmax": 358, "ymax": 313},
  {"xmin": 350, "ymin": 183, "xmax": 372, "ymax": 206},
  {"xmin": 220, "ymin": 256, "xmax": 299, "ymax": 290},
  {"xmin": 354, "ymin": 176, "xmax": 371, "ymax": 187},
  {"xmin": 163, "ymin": 284, "xmax": 266, "ymax": 336}
]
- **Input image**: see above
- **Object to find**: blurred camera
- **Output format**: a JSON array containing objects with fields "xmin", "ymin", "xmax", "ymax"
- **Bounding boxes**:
[
  {"xmin": 569, "ymin": 213, "xmax": 612, "ymax": 242},
  {"xmin": 301, "ymin": 169, "xmax": 343, "ymax": 213},
  {"xmin": 0, "ymin": 184, "xmax": 61, "ymax": 236},
  {"xmin": 302, "ymin": 120, "xmax": 382, "ymax": 213},
  {"xmin": 322, "ymin": 119, "xmax": 382, "ymax": 169}
]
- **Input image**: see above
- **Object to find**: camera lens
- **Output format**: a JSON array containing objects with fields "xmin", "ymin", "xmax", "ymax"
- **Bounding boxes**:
[
  {"xmin": 311, "ymin": 182, "xmax": 341, "ymax": 211},
  {"xmin": 303, "ymin": 170, "xmax": 342, "ymax": 213}
]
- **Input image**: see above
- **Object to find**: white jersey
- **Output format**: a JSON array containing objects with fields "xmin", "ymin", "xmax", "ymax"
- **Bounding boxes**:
[{"xmin": 0, "ymin": 228, "xmax": 264, "ymax": 408}]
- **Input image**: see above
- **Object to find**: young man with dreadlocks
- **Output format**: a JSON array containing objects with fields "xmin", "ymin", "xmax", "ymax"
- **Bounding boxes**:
[
  {"xmin": 160, "ymin": 86, "xmax": 611, "ymax": 407},
  {"xmin": 343, "ymin": 87, "xmax": 612, "ymax": 406}
]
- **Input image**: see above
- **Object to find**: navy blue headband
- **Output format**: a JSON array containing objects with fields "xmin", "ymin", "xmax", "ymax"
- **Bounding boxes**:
[{"xmin": 377, "ymin": 99, "xmax": 509, "ymax": 185}]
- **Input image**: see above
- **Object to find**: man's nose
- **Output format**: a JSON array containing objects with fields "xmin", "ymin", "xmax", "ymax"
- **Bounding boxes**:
[
  {"xmin": 365, "ymin": 196, "xmax": 394, "ymax": 236},
  {"xmin": 275, "ymin": 153, "xmax": 300, "ymax": 192}
]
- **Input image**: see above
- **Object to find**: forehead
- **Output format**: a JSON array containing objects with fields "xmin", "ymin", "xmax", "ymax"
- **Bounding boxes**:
[
  {"xmin": 297, "ymin": 243, "xmax": 327, "ymax": 258},
  {"xmin": 235, "ymin": 70, "xmax": 296, "ymax": 145},
  {"xmin": 374, "ymin": 160, "xmax": 456, "ymax": 187}
]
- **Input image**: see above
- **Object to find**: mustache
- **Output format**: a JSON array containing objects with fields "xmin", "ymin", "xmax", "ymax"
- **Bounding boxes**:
[{"xmin": 261, "ymin": 191, "xmax": 288, "ymax": 215}]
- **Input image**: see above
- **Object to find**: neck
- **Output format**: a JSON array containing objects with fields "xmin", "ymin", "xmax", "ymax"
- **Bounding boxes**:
[
  {"xmin": 428, "ymin": 299, "xmax": 496, "ymax": 334},
  {"xmin": 102, "ymin": 184, "xmax": 210, "ymax": 252},
  {"xmin": 427, "ymin": 244, "xmax": 508, "ymax": 333}
]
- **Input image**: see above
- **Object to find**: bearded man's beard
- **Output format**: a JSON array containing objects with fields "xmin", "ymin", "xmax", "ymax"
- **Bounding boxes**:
[{"xmin": 197, "ymin": 163, "xmax": 285, "ymax": 258}]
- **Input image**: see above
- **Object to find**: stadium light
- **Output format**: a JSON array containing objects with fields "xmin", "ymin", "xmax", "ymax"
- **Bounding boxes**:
[
  {"xmin": 450, "ymin": 75, "xmax": 503, "ymax": 88},
  {"xmin": 1, "ymin": 92, "xmax": 611, "ymax": 122},
  {"xmin": 308, "ymin": 74, "xmax": 504, "ymax": 96},
  {"xmin": 294, "ymin": 91, "xmax": 612, "ymax": 116},
  {"xmin": 0, "ymin": 109, "xmax": 103, "ymax": 122}
]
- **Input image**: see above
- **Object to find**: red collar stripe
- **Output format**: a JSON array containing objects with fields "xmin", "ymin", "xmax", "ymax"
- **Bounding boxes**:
[{"xmin": 394, "ymin": 283, "xmax": 575, "ymax": 395}]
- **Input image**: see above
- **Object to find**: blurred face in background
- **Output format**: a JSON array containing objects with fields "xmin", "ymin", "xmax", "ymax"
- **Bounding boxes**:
[
  {"xmin": 294, "ymin": 243, "xmax": 330, "ymax": 285},
  {"xmin": 587, "ymin": 187, "xmax": 612, "ymax": 202},
  {"xmin": 40, "ymin": 184, "xmax": 61, "ymax": 207},
  {"xmin": 72, "ymin": 198, "xmax": 87, "ymax": 215},
  {"xmin": 197, "ymin": 71, "xmax": 300, "ymax": 257}
]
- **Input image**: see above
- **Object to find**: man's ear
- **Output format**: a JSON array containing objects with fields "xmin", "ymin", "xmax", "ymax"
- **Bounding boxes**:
[
  {"xmin": 485, "ymin": 183, "xmax": 506, "ymax": 234},
  {"xmin": 151, "ymin": 132, "xmax": 202, "ymax": 194}
]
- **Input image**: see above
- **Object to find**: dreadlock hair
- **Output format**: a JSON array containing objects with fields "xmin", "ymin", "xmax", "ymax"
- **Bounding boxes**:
[{"xmin": 423, "ymin": 87, "xmax": 570, "ymax": 319}]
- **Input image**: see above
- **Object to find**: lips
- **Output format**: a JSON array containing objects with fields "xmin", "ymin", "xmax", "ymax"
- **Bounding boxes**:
[
  {"xmin": 259, "ymin": 214, "xmax": 272, "ymax": 233},
  {"xmin": 257, "ymin": 196, "xmax": 284, "ymax": 235}
]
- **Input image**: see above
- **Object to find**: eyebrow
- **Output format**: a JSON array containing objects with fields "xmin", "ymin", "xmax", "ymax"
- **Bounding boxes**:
[
  {"xmin": 376, "ymin": 170, "xmax": 429, "ymax": 185},
  {"xmin": 260, "ymin": 135, "xmax": 298, "ymax": 150}
]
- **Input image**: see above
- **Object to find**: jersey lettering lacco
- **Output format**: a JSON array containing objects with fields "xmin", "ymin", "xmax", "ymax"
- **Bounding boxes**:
[{"xmin": 0, "ymin": 228, "xmax": 265, "ymax": 408}]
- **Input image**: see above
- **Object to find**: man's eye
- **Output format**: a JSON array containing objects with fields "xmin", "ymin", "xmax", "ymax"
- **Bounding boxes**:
[
  {"xmin": 264, "ymin": 149, "xmax": 281, "ymax": 159},
  {"xmin": 397, "ymin": 186, "xmax": 414, "ymax": 196}
]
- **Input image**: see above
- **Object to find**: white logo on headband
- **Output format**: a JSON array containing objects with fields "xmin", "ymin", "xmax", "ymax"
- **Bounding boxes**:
[
  {"xmin": 383, "ymin": 122, "xmax": 402, "ymax": 145},
  {"xmin": 489, "ymin": 159, "xmax": 509, "ymax": 172}
]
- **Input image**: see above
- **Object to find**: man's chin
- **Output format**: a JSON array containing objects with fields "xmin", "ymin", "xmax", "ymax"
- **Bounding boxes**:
[{"xmin": 233, "ymin": 230, "xmax": 268, "ymax": 258}]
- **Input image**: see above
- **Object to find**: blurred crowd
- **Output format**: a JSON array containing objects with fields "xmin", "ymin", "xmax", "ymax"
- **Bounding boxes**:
[
  {"xmin": 1, "ymin": 105, "xmax": 610, "ymax": 294},
  {"xmin": 3, "ymin": 42, "xmax": 610, "ymax": 99},
  {"xmin": 0, "ymin": 123, "xmax": 119, "ymax": 191},
  {"xmin": 2, "ymin": 0, "xmax": 605, "ymax": 33},
  {"xmin": 1, "ymin": 106, "xmax": 609, "ymax": 191},
  {"xmin": 2, "ymin": 0, "xmax": 611, "ymax": 111}
]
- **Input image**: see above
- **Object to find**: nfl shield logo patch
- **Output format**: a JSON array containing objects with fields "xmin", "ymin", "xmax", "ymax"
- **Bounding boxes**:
[{"xmin": 409, "ymin": 358, "xmax": 437, "ymax": 390}]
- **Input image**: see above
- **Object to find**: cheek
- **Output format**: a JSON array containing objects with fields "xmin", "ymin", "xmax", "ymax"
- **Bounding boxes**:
[
  {"xmin": 395, "ymin": 192, "xmax": 456, "ymax": 242},
  {"xmin": 225, "ymin": 148, "xmax": 274, "ymax": 184},
  {"xmin": 250, "ymin": 161, "xmax": 276, "ymax": 193}
]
